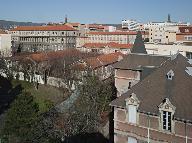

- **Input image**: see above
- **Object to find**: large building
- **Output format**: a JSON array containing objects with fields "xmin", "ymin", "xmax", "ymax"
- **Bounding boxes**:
[
  {"xmin": 145, "ymin": 43, "xmax": 192, "ymax": 60},
  {"xmin": 122, "ymin": 20, "xmax": 142, "ymax": 31},
  {"xmin": 110, "ymin": 53, "xmax": 192, "ymax": 143},
  {"xmin": 0, "ymin": 30, "xmax": 11, "ymax": 57},
  {"xmin": 9, "ymin": 25, "xmax": 77, "ymax": 52},
  {"xmin": 86, "ymin": 31, "xmax": 149, "ymax": 45},
  {"xmin": 149, "ymin": 26, "xmax": 178, "ymax": 44}
]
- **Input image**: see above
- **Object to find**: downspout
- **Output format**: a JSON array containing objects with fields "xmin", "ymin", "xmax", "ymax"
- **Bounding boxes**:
[{"xmin": 147, "ymin": 113, "xmax": 150, "ymax": 143}]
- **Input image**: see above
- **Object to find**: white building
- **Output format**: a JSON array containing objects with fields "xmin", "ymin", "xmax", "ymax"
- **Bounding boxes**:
[
  {"xmin": 0, "ymin": 30, "xmax": 11, "ymax": 57},
  {"xmin": 145, "ymin": 43, "xmax": 192, "ymax": 59},
  {"xmin": 122, "ymin": 19, "xmax": 141, "ymax": 31},
  {"xmin": 144, "ymin": 21, "xmax": 190, "ymax": 30},
  {"xmin": 149, "ymin": 26, "xmax": 178, "ymax": 44},
  {"xmin": 108, "ymin": 26, "xmax": 116, "ymax": 32}
]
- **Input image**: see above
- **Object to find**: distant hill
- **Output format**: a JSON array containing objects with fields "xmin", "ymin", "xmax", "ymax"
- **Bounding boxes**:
[{"xmin": 0, "ymin": 20, "xmax": 45, "ymax": 30}]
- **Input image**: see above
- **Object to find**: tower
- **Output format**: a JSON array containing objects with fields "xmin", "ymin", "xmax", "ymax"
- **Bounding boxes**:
[
  {"xmin": 168, "ymin": 14, "xmax": 171, "ymax": 23},
  {"xmin": 65, "ymin": 15, "xmax": 68, "ymax": 23}
]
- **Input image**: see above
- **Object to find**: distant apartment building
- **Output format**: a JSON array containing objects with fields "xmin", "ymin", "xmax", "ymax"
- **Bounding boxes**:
[
  {"xmin": 9, "ymin": 25, "xmax": 77, "ymax": 52},
  {"xmin": 0, "ymin": 30, "xmax": 11, "ymax": 57},
  {"xmin": 145, "ymin": 43, "xmax": 192, "ymax": 60},
  {"xmin": 66, "ymin": 23, "xmax": 116, "ymax": 47},
  {"xmin": 86, "ymin": 31, "xmax": 149, "ymax": 45},
  {"xmin": 122, "ymin": 19, "xmax": 142, "ymax": 31},
  {"xmin": 176, "ymin": 26, "xmax": 192, "ymax": 45},
  {"xmin": 144, "ymin": 21, "xmax": 190, "ymax": 30},
  {"xmin": 149, "ymin": 26, "xmax": 178, "ymax": 44}
]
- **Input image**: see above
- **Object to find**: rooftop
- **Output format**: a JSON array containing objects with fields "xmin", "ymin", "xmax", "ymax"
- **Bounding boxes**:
[
  {"xmin": 111, "ymin": 54, "xmax": 192, "ymax": 122},
  {"xmin": 10, "ymin": 25, "xmax": 76, "ymax": 31},
  {"xmin": 83, "ymin": 42, "xmax": 133, "ymax": 49},
  {"xmin": 113, "ymin": 53, "xmax": 170, "ymax": 70},
  {"xmin": 78, "ymin": 52, "xmax": 125, "ymax": 69}
]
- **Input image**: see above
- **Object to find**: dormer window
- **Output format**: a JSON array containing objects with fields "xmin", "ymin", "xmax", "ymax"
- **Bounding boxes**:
[
  {"xmin": 159, "ymin": 98, "xmax": 176, "ymax": 132},
  {"xmin": 125, "ymin": 93, "xmax": 140, "ymax": 124},
  {"xmin": 166, "ymin": 70, "xmax": 174, "ymax": 80}
]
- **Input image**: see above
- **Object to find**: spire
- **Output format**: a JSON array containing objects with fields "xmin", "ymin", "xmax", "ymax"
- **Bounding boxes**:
[
  {"xmin": 131, "ymin": 31, "xmax": 147, "ymax": 54},
  {"xmin": 65, "ymin": 15, "xmax": 68, "ymax": 23},
  {"xmin": 168, "ymin": 14, "xmax": 171, "ymax": 23}
]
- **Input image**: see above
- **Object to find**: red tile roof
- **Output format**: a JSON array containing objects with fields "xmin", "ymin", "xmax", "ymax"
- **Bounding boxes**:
[
  {"xmin": 10, "ymin": 25, "xmax": 76, "ymax": 31},
  {"xmin": 85, "ymin": 52, "xmax": 124, "ymax": 69},
  {"xmin": 177, "ymin": 26, "xmax": 192, "ymax": 35},
  {"xmin": 88, "ymin": 24, "xmax": 105, "ymax": 29},
  {"xmin": 11, "ymin": 49, "xmax": 82, "ymax": 63},
  {"xmin": 83, "ymin": 42, "xmax": 133, "ymax": 49},
  {"xmin": 29, "ymin": 49, "xmax": 81, "ymax": 63},
  {"xmin": 86, "ymin": 31, "xmax": 148, "ymax": 35},
  {"xmin": 68, "ymin": 23, "xmax": 80, "ymax": 27}
]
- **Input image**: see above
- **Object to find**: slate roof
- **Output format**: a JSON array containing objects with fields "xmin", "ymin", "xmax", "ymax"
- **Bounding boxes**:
[
  {"xmin": 110, "ymin": 54, "xmax": 192, "ymax": 122},
  {"xmin": 113, "ymin": 53, "xmax": 170, "ymax": 70},
  {"xmin": 131, "ymin": 31, "xmax": 147, "ymax": 54}
]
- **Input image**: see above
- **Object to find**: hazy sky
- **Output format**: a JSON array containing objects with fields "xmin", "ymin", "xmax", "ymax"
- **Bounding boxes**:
[{"xmin": 1, "ymin": 0, "xmax": 192, "ymax": 24}]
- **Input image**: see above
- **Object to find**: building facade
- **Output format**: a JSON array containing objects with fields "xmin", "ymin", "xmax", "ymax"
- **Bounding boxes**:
[
  {"xmin": 9, "ymin": 25, "xmax": 77, "ymax": 52},
  {"xmin": 111, "ymin": 54, "xmax": 192, "ymax": 143},
  {"xmin": 149, "ymin": 26, "xmax": 178, "ymax": 44},
  {"xmin": 176, "ymin": 26, "xmax": 192, "ymax": 45},
  {"xmin": 79, "ymin": 42, "xmax": 132, "ymax": 54},
  {"xmin": 0, "ymin": 30, "xmax": 11, "ymax": 57},
  {"xmin": 122, "ymin": 20, "xmax": 142, "ymax": 31},
  {"xmin": 86, "ymin": 31, "xmax": 149, "ymax": 45}
]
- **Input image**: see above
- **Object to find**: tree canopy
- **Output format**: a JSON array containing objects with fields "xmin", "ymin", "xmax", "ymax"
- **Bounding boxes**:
[{"xmin": 2, "ymin": 92, "xmax": 40, "ymax": 142}]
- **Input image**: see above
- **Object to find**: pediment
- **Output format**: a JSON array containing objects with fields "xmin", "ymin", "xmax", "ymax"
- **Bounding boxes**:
[
  {"xmin": 159, "ymin": 98, "xmax": 176, "ymax": 113},
  {"xmin": 125, "ymin": 93, "xmax": 140, "ymax": 106}
]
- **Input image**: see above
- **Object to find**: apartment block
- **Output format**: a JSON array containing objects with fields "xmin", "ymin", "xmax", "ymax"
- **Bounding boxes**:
[
  {"xmin": 9, "ymin": 25, "xmax": 77, "ymax": 52},
  {"xmin": 86, "ymin": 31, "xmax": 149, "ymax": 45}
]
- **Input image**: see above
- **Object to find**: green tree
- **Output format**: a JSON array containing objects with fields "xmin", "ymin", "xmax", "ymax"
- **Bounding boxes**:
[
  {"xmin": 3, "ymin": 92, "xmax": 39, "ymax": 142},
  {"xmin": 69, "ymin": 76, "xmax": 114, "ymax": 134},
  {"xmin": 131, "ymin": 31, "xmax": 147, "ymax": 54}
]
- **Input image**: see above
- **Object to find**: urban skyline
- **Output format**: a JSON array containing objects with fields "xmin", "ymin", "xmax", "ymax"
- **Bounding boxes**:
[{"xmin": 1, "ymin": 0, "xmax": 192, "ymax": 24}]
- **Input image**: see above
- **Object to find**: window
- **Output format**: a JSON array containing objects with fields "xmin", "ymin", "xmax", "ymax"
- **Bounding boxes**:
[
  {"xmin": 128, "ymin": 105, "xmax": 137, "ymax": 124},
  {"xmin": 128, "ymin": 137, "xmax": 137, "ymax": 143},
  {"xmin": 128, "ymin": 82, "xmax": 131, "ymax": 89},
  {"xmin": 163, "ymin": 111, "xmax": 171, "ymax": 131},
  {"xmin": 186, "ymin": 52, "xmax": 192, "ymax": 59},
  {"xmin": 166, "ymin": 70, "xmax": 174, "ymax": 80}
]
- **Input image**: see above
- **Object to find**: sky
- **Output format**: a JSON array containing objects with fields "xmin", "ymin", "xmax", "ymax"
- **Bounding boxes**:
[{"xmin": 1, "ymin": 0, "xmax": 192, "ymax": 24}]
